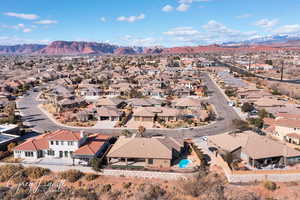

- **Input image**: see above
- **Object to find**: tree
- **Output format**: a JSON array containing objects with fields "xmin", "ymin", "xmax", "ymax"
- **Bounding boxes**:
[
  {"xmin": 258, "ymin": 109, "xmax": 269, "ymax": 119},
  {"xmin": 249, "ymin": 118, "xmax": 263, "ymax": 128},
  {"xmin": 241, "ymin": 102, "xmax": 254, "ymax": 113},
  {"xmin": 137, "ymin": 126, "xmax": 146, "ymax": 137},
  {"xmin": 7, "ymin": 142, "xmax": 17, "ymax": 152},
  {"xmin": 90, "ymin": 158, "xmax": 103, "ymax": 172}
]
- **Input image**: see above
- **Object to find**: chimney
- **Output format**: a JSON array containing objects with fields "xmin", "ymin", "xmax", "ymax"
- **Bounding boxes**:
[{"xmin": 80, "ymin": 130, "xmax": 85, "ymax": 138}]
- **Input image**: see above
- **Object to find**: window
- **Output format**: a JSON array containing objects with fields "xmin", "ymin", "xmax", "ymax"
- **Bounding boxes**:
[
  {"xmin": 61, "ymin": 141, "xmax": 64, "ymax": 145},
  {"xmin": 25, "ymin": 152, "xmax": 34, "ymax": 157},
  {"xmin": 56, "ymin": 141, "xmax": 59, "ymax": 145},
  {"xmin": 148, "ymin": 159, "xmax": 153, "ymax": 165},
  {"xmin": 47, "ymin": 150, "xmax": 54, "ymax": 156},
  {"xmin": 64, "ymin": 151, "xmax": 69, "ymax": 157},
  {"xmin": 68, "ymin": 141, "xmax": 74, "ymax": 146},
  {"xmin": 50, "ymin": 141, "xmax": 54, "ymax": 145}
]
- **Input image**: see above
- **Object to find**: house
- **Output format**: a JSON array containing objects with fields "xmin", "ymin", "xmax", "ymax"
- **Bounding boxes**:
[
  {"xmin": 173, "ymin": 97, "xmax": 203, "ymax": 109},
  {"xmin": 96, "ymin": 107, "xmax": 123, "ymax": 121},
  {"xmin": 208, "ymin": 131, "xmax": 300, "ymax": 168},
  {"xmin": 96, "ymin": 97, "xmax": 126, "ymax": 108},
  {"xmin": 263, "ymin": 114, "xmax": 300, "ymax": 144},
  {"xmin": 106, "ymin": 136, "xmax": 186, "ymax": 169},
  {"xmin": 127, "ymin": 98, "xmax": 163, "ymax": 107},
  {"xmin": 14, "ymin": 130, "xmax": 111, "ymax": 165},
  {"xmin": 133, "ymin": 107, "xmax": 181, "ymax": 122}
]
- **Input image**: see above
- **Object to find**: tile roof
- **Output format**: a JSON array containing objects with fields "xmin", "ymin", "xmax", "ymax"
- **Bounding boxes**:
[
  {"xmin": 107, "ymin": 136, "xmax": 183, "ymax": 159},
  {"xmin": 48, "ymin": 130, "xmax": 82, "ymax": 141},
  {"xmin": 208, "ymin": 131, "xmax": 300, "ymax": 160},
  {"xmin": 73, "ymin": 134, "xmax": 110, "ymax": 155}
]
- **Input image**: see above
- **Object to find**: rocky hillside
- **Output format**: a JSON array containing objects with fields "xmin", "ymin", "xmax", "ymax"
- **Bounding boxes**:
[
  {"xmin": 2, "ymin": 39, "xmax": 300, "ymax": 55},
  {"xmin": 0, "ymin": 44, "xmax": 46, "ymax": 54}
]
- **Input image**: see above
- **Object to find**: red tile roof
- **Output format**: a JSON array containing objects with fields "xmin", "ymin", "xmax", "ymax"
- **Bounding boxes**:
[
  {"xmin": 73, "ymin": 134, "xmax": 110, "ymax": 155},
  {"xmin": 48, "ymin": 130, "xmax": 81, "ymax": 141},
  {"xmin": 14, "ymin": 133, "xmax": 52, "ymax": 151}
]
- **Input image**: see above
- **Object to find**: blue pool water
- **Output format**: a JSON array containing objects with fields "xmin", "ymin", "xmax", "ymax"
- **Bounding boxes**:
[{"xmin": 178, "ymin": 159, "xmax": 192, "ymax": 168}]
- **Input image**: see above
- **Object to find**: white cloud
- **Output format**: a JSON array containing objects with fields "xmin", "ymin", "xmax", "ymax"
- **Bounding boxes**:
[
  {"xmin": 176, "ymin": 3, "xmax": 190, "ymax": 12},
  {"xmin": 163, "ymin": 20, "xmax": 258, "ymax": 45},
  {"xmin": 236, "ymin": 14, "xmax": 252, "ymax": 19},
  {"xmin": 4, "ymin": 12, "xmax": 39, "ymax": 20},
  {"xmin": 23, "ymin": 28, "xmax": 32, "ymax": 33},
  {"xmin": 0, "ymin": 23, "xmax": 34, "ymax": 33},
  {"xmin": 255, "ymin": 18, "xmax": 278, "ymax": 28},
  {"xmin": 120, "ymin": 35, "xmax": 159, "ymax": 46},
  {"xmin": 273, "ymin": 24, "xmax": 300, "ymax": 34},
  {"xmin": 117, "ymin": 14, "xmax": 145, "ymax": 22},
  {"xmin": 100, "ymin": 17, "xmax": 106, "ymax": 22},
  {"xmin": 35, "ymin": 20, "xmax": 57, "ymax": 25},
  {"xmin": 162, "ymin": 5, "xmax": 174, "ymax": 12},
  {"xmin": 0, "ymin": 36, "xmax": 50, "ymax": 45},
  {"xmin": 164, "ymin": 27, "xmax": 199, "ymax": 36}
]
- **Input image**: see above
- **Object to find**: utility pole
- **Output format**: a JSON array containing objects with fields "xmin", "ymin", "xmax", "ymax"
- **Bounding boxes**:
[
  {"xmin": 248, "ymin": 53, "xmax": 252, "ymax": 71},
  {"xmin": 280, "ymin": 60, "xmax": 284, "ymax": 81}
]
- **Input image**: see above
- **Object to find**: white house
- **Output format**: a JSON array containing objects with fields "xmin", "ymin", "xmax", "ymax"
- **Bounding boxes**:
[{"xmin": 14, "ymin": 130, "xmax": 111, "ymax": 164}]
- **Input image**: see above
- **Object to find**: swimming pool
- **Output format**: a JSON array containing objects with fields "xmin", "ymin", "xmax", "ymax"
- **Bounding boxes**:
[{"xmin": 178, "ymin": 159, "xmax": 192, "ymax": 168}]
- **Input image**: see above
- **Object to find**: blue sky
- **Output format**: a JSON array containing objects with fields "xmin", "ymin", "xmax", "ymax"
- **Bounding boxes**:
[{"xmin": 1, "ymin": 0, "xmax": 300, "ymax": 46}]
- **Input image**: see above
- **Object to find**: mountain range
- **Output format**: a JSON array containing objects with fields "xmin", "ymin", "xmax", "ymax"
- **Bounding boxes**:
[{"xmin": 1, "ymin": 35, "xmax": 300, "ymax": 55}]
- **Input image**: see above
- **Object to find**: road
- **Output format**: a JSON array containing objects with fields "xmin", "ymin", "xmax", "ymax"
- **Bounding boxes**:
[
  {"xmin": 222, "ymin": 61, "xmax": 300, "ymax": 84},
  {"xmin": 16, "ymin": 73, "xmax": 241, "ymax": 138}
]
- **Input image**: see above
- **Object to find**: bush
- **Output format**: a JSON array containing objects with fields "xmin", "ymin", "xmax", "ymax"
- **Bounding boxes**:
[
  {"xmin": 59, "ymin": 169, "xmax": 83, "ymax": 183},
  {"xmin": 85, "ymin": 173, "xmax": 99, "ymax": 181},
  {"xmin": 248, "ymin": 118, "xmax": 263, "ymax": 128},
  {"xmin": 100, "ymin": 184, "xmax": 112, "ymax": 193},
  {"xmin": 264, "ymin": 181, "xmax": 277, "ymax": 191},
  {"xmin": 123, "ymin": 182, "xmax": 132, "ymax": 189},
  {"xmin": 241, "ymin": 102, "xmax": 254, "ymax": 113},
  {"xmin": 0, "ymin": 164, "xmax": 24, "ymax": 182},
  {"xmin": 24, "ymin": 166, "xmax": 50, "ymax": 179}
]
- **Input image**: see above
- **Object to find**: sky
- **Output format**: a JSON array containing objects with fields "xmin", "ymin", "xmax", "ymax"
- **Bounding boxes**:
[{"xmin": 1, "ymin": 0, "xmax": 300, "ymax": 47}]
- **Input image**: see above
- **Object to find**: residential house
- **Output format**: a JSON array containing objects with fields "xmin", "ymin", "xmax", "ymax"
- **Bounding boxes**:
[
  {"xmin": 14, "ymin": 130, "xmax": 111, "ymax": 165},
  {"xmin": 133, "ymin": 107, "xmax": 181, "ymax": 122},
  {"xmin": 208, "ymin": 131, "xmax": 300, "ymax": 168},
  {"xmin": 173, "ymin": 97, "xmax": 203, "ymax": 110},
  {"xmin": 106, "ymin": 136, "xmax": 186, "ymax": 169}
]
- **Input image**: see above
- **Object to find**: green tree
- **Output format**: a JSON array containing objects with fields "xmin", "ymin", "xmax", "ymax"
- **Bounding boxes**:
[{"xmin": 241, "ymin": 102, "xmax": 254, "ymax": 112}]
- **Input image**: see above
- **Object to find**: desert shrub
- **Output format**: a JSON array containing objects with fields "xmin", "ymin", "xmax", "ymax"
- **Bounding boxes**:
[
  {"xmin": 135, "ymin": 184, "xmax": 166, "ymax": 200},
  {"xmin": 0, "ymin": 164, "xmax": 24, "ymax": 182},
  {"xmin": 100, "ymin": 184, "xmax": 112, "ymax": 193},
  {"xmin": 59, "ymin": 169, "xmax": 83, "ymax": 183},
  {"xmin": 264, "ymin": 181, "xmax": 277, "ymax": 191},
  {"xmin": 109, "ymin": 190, "xmax": 122, "ymax": 199},
  {"xmin": 74, "ymin": 188, "xmax": 98, "ymax": 200},
  {"xmin": 0, "ymin": 151, "xmax": 11, "ymax": 160},
  {"xmin": 85, "ymin": 173, "xmax": 99, "ymax": 181},
  {"xmin": 24, "ymin": 166, "xmax": 50, "ymax": 179},
  {"xmin": 123, "ymin": 182, "xmax": 132, "ymax": 189}
]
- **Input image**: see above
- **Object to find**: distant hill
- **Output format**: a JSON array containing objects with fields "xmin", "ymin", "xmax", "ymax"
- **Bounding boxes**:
[
  {"xmin": 1, "ymin": 38, "xmax": 300, "ymax": 55},
  {"xmin": 0, "ymin": 44, "xmax": 46, "ymax": 54}
]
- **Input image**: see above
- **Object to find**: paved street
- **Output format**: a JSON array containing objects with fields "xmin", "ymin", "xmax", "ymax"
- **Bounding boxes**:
[{"xmin": 16, "ymin": 72, "xmax": 241, "ymax": 138}]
